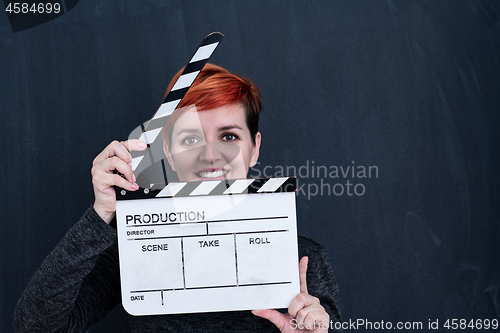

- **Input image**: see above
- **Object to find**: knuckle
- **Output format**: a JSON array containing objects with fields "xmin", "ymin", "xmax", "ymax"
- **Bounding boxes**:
[
  {"xmin": 110, "ymin": 156, "xmax": 121, "ymax": 165},
  {"xmin": 92, "ymin": 176, "xmax": 101, "ymax": 187},
  {"xmin": 297, "ymin": 293, "xmax": 307, "ymax": 302},
  {"xmin": 110, "ymin": 140, "xmax": 120, "ymax": 149},
  {"xmin": 307, "ymin": 312, "xmax": 317, "ymax": 322},
  {"xmin": 297, "ymin": 309, "xmax": 306, "ymax": 319}
]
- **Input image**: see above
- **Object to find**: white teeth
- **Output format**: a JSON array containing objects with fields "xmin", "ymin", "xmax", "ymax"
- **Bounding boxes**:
[{"xmin": 197, "ymin": 170, "xmax": 228, "ymax": 178}]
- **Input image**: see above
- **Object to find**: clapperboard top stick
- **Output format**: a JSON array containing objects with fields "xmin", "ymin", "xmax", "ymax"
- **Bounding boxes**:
[
  {"xmin": 129, "ymin": 32, "xmax": 224, "ymax": 181},
  {"xmin": 117, "ymin": 177, "xmax": 297, "ymax": 200}
]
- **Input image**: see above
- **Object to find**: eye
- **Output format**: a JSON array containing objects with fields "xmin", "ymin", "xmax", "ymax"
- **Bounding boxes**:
[
  {"xmin": 221, "ymin": 133, "xmax": 239, "ymax": 142},
  {"xmin": 182, "ymin": 136, "xmax": 200, "ymax": 146}
]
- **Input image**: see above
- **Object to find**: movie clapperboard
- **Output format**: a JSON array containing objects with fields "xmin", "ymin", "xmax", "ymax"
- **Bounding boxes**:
[{"xmin": 115, "ymin": 32, "xmax": 300, "ymax": 316}]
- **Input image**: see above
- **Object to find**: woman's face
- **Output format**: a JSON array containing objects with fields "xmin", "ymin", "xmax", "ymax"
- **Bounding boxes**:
[{"xmin": 164, "ymin": 104, "xmax": 261, "ymax": 181}]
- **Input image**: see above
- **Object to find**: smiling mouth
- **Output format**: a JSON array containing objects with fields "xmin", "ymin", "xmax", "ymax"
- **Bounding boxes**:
[{"xmin": 196, "ymin": 169, "xmax": 229, "ymax": 178}]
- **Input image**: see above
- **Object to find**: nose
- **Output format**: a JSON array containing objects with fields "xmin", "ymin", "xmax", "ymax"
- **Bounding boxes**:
[
  {"xmin": 199, "ymin": 142, "xmax": 241, "ymax": 166},
  {"xmin": 200, "ymin": 142, "xmax": 222, "ymax": 164}
]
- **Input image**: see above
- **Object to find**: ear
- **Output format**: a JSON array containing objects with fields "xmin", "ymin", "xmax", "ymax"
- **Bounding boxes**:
[
  {"xmin": 163, "ymin": 140, "xmax": 176, "ymax": 172},
  {"xmin": 249, "ymin": 132, "xmax": 261, "ymax": 168}
]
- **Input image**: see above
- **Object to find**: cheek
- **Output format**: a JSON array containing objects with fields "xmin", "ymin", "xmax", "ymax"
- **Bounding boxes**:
[
  {"xmin": 228, "ymin": 144, "xmax": 253, "ymax": 168},
  {"xmin": 171, "ymin": 147, "xmax": 202, "ymax": 173},
  {"xmin": 240, "ymin": 144, "xmax": 255, "ymax": 163},
  {"xmin": 216, "ymin": 143, "xmax": 240, "ymax": 164}
]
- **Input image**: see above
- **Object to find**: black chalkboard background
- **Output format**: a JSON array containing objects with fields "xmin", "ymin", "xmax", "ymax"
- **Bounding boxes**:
[{"xmin": 1, "ymin": 1, "xmax": 499, "ymax": 332}]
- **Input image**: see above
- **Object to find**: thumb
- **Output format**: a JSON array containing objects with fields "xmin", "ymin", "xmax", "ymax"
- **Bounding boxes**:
[{"xmin": 252, "ymin": 309, "xmax": 290, "ymax": 331}]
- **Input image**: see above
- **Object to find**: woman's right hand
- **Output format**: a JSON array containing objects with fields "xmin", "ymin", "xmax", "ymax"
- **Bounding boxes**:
[{"xmin": 91, "ymin": 140, "xmax": 147, "ymax": 224}]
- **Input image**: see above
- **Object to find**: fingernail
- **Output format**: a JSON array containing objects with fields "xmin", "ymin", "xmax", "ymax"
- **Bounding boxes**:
[
  {"xmin": 138, "ymin": 141, "xmax": 147, "ymax": 149},
  {"xmin": 128, "ymin": 163, "xmax": 132, "ymax": 168},
  {"xmin": 132, "ymin": 174, "xmax": 136, "ymax": 183},
  {"xmin": 132, "ymin": 184, "xmax": 139, "ymax": 190}
]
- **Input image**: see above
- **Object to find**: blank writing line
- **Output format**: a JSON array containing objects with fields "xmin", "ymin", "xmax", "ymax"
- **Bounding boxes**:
[
  {"xmin": 127, "ymin": 229, "xmax": 288, "ymax": 241},
  {"xmin": 130, "ymin": 281, "xmax": 291, "ymax": 293}
]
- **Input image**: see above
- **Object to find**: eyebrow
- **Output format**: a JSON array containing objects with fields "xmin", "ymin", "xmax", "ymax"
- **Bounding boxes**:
[
  {"xmin": 218, "ymin": 125, "xmax": 243, "ymax": 131},
  {"xmin": 174, "ymin": 125, "xmax": 243, "ymax": 137},
  {"xmin": 175, "ymin": 128, "xmax": 202, "ymax": 136}
]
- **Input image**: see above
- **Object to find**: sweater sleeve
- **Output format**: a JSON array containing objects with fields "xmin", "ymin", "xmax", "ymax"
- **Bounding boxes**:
[
  {"xmin": 14, "ymin": 206, "xmax": 122, "ymax": 333},
  {"xmin": 298, "ymin": 236, "xmax": 342, "ymax": 333}
]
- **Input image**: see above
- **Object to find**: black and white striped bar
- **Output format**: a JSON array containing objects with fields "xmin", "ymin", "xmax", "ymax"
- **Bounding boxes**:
[
  {"xmin": 130, "ymin": 32, "xmax": 224, "ymax": 176},
  {"xmin": 116, "ymin": 177, "xmax": 297, "ymax": 200}
]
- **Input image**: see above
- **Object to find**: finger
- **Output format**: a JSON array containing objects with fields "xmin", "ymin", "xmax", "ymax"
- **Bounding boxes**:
[
  {"xmin": 299, "ymin": 256, "xmax": 309, "ymax": 294},
  {"xmin": 252, "ymin": 309, "xmax": 289, "ymax": 332},
  {"xmin": 113, "ymin": 140, "xmax": 147, "ymax": 171},
  {"xmin": 94, "ymin": 171, "xmax": 139, "ymax": 192},
  {"xmin": 288, "ymin": 293, "xmax": 318, "ymax": 318},
  {"xmin": 295, "ymin": 307, "xmax": 310, "ymax": 329},
  {"xmin": 93, "ymin": 141, "xmax": 129, "ymax": 166},
  {"xmin": 112, "ymin": 140, "xmax": 146, "ymax": 165},
  {"xmin": 93, "ymin": 140, "xmax": 146, "ymax": 166},
  {"xmin": 121, "ymin": 139, "xmax": 148, "ymax": 152},
  {"xmin": 95, "ymin": 156, "xmax": 135, "ymax": 183},
  {"xmin": 296, "ymin": 308, "xmax": 322, "ymax": 331},
  {"xmin": 303, "ymin": 311, "xmax": 329, "ymax": 332}
]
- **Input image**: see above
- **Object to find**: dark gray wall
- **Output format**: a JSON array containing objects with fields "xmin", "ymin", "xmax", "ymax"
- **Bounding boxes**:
[{"xmin": 1, "ymin": 1, "xmax": 499, "ymax": 332}]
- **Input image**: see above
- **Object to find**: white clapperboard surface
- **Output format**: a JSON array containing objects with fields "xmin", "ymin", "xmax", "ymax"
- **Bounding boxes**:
[
  {"xmin": 115, "ymin": 177, "xmax": 299, "ymax": 315},
  {"xmin": 114, "ymin": 32, "xmax": 300, "ymax": 315}
]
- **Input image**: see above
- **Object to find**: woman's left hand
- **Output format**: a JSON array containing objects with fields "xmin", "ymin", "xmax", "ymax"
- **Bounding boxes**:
[{"xmin": 252, "ymin": 256, "xmax": 329, "ymax": 332}]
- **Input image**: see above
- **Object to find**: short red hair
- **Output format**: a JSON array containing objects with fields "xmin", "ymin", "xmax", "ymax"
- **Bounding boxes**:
[{"xmin": 161, "ymin": 63, "xmax": 261, "ymax": 146}]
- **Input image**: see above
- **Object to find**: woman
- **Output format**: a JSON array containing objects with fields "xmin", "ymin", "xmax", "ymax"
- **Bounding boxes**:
[{"xmin": 15, "ymin": 64, "xmax": 341, "ymax": 332}]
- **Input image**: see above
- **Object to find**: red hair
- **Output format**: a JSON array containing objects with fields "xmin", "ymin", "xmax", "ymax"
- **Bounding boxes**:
[{"xmin": 161, "ymin": 63, "xmax": 261, "ymax": 146}]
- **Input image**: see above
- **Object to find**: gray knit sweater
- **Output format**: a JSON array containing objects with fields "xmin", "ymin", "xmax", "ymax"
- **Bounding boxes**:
[{"xmin": 14, "ymin": 207, "xmax": 342, "ymax": 332}]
